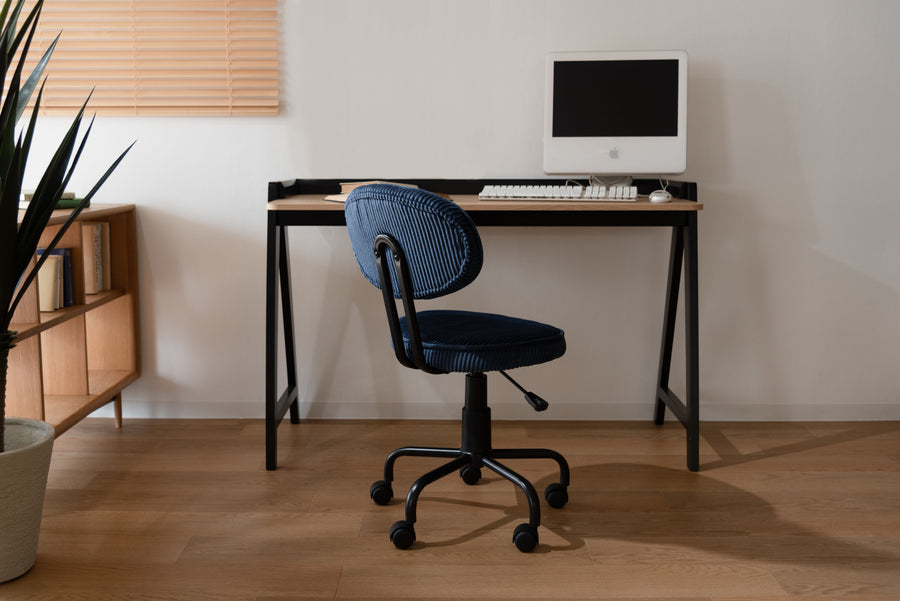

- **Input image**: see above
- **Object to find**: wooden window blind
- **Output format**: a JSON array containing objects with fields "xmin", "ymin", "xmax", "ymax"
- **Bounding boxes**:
[{"xmin": 17, "ymin": 0, "xmax": 278, "ymax": 116}]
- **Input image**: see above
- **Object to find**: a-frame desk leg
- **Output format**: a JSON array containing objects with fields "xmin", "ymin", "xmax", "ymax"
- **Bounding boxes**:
[
  {"xmin": 655, "ymin": 212, "xmax": 700, "ymax": 472},
  {"xmin": 266, "ymin": 215, "xmax": 300, "ymax": 471}
]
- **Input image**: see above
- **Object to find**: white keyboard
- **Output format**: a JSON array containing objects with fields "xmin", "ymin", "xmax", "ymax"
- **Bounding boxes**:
[{"xmin": 478, "ymin": 184, "xmax": 638, "ymax": 201}]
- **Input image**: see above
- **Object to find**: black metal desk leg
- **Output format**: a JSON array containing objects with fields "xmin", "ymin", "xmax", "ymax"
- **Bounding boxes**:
[
  {"xmin": 265, "ymin": 216, "xmax": 280, "ymax": 469},
  {"xmin": 265, "ymin": 218, "xmax": 300, "ymax": 471},
  {"xmin": 684, "ymin": 213, "xmax": 700, "ymax": 472},
  {"xmin": 654, "ymin": 218, "xmax": 700, "ymax": 472},
  {"xmin": 655, "ymin": 225, "xmax": 684, "ymax": 425},
  {"xmin": 278, "ymin": 226, "xmax": 300, "ymax": 425}
]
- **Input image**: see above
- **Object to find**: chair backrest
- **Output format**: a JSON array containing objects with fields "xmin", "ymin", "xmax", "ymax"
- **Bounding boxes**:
[{"xmin": 345, "ymin": 184, "xmax": 483, "ymax": 299}]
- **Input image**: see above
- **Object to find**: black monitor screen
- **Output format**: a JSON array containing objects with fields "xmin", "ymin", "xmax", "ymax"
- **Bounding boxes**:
[{"xmin": 552, "ymin": 59, "xmax": 679, "ymax": 137}]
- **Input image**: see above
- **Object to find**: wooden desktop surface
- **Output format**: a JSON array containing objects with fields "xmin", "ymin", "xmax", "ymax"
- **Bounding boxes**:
[{"xmin": 267, "ymin": 194, "xmax": 703, "ymax": 213}]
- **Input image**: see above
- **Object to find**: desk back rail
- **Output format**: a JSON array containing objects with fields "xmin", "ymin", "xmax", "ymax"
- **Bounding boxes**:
[{"xmin": 269, "ymin": 177, "xmax": 698, "ymax": 201}]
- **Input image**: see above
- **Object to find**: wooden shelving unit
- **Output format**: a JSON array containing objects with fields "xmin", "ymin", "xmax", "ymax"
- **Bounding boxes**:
[{"xmin": 8, "ymin": 204, "xmax": 140, "ymax": 436}]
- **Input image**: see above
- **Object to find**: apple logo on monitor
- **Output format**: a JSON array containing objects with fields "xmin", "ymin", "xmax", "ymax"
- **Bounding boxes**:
[{"xmin": 609, "ymin": 147, "xmax": 620, "ymax": 160}]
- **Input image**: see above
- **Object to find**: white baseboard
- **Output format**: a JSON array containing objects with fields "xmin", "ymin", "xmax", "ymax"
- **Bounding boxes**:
[{"xmin": 89, "ymin": 399, "xmax": 900, "ymax": 422}]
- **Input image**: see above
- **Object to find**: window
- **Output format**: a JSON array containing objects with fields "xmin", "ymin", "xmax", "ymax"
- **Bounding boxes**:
[{"xmin": 18, "ymin": 0, "xmax": 278, "ymax": 115}]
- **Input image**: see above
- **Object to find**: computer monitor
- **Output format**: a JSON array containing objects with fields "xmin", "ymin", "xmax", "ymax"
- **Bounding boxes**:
[{"xmin": 543, "ymin": 50, "xmax": 688, "ymax": 176}]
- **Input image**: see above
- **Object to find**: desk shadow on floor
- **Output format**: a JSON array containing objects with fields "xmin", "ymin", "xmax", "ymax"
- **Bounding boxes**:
[
  {"xmin": 412, "ymin": 461, "xmax": 898, "ymax": 571},
  {"xmin": 699, "ymin": 421, "xmax": 900, "ymax": 470}
]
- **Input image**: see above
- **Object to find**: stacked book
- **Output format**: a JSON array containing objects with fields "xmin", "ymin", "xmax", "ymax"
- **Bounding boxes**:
[
  {"xmin": 324, "ymin": 181, "xmax": 419, "ymax": 203},
  {"xmin": 19, "ymin": 191, "xmax": 88, "ymax": 211}
]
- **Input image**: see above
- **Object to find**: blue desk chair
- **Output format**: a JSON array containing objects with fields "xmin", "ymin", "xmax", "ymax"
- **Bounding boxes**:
[{"xmin": 345, "ymin": 183, "xmax": 570, "ymax": 552}]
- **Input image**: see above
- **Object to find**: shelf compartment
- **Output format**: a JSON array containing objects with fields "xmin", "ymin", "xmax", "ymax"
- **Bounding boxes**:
[
  {"xmin": 40, "ymin": 314, "xmax": 89, "ymax": 397},
  {"xmin": 86, "ymin": 294, "xmax": 137, "ymax": 373}
]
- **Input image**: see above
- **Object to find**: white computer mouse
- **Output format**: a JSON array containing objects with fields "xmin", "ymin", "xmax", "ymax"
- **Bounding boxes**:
[{"xmin": 649, "ymin": 190, "xmax": 672, "ymax": 203}]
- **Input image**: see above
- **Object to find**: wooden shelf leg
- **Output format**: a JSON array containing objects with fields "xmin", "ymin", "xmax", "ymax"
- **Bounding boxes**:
[{"xmin": 114, "ymin": 393, "xmax": 123, "ymax": 429}]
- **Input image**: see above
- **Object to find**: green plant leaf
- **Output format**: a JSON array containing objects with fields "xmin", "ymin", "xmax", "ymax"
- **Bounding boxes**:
[
  {"xmin": 16, "ymin": 33, "xmax": 56, "ymax": 121},
  {"xmin": 6, "ymin": 0, "xmax": 37, "ymax": 57},
  {"xmin": 0, "ymin": 1, "xmax": 13, "ymax": 41}
]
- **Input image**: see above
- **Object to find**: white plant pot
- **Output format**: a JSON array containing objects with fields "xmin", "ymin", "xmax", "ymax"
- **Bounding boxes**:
[{"xmin": 0, "ymin": 417, "xmax": 54, "ymax": 583}]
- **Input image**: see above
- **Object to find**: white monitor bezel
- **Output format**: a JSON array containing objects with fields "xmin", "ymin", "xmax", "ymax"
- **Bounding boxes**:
[{"xmin": 543, "ymin": 50, "xmax": 688, "ymax": 176}]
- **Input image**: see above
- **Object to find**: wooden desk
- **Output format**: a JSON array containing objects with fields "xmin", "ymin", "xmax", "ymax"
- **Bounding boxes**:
[{"xmin": 266, "ymin": 178, "xmax": 702, "ymax": 471}]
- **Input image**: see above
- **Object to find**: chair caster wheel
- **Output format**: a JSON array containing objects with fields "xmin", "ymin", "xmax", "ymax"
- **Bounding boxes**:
[
  {"xmin": 512, "ymin": 523, "xmax": 539, "ymax": 553},
  {"xmin": 459, "ymin": 465, "xmax": 481, "ymax": 485},
  {"xmin": 544, "ymin": 483, "xmax": 568, "ymax": 509},
  {"xmin": 370, "ymin": 480, "xmax": 393, "ymax": 506},
  {"xmin": 389, "ymin": 520, "xmax": 416, "ymax": 549}
]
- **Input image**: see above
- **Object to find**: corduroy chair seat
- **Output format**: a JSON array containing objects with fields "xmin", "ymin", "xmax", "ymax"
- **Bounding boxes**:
[{"xmin": 399, "ymin": 310, "xmax": 565, "ymax": 373}]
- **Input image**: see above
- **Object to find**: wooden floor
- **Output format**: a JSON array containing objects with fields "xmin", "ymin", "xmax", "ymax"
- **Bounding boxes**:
[{"xmin": 2, "ymin": 418, "xmax": 899, "ymax": 600}]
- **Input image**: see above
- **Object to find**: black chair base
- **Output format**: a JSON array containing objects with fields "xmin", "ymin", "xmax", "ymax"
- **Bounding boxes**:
[{"xmin": 369, "ymin": 373, "xmax": 570, "ymax": 552}]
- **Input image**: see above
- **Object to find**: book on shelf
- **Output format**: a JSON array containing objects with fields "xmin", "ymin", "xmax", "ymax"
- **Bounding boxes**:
[
  {"xmin": 82, "ymin": 221, "xmax": 111, "ymax": 294},
  {"xmin": 37, "ymin": 253, "xmax": 61, "ymax": 312},
  {"xmin": 37, "ymin": 247, "xmax": 74, "ymax": 307},
  {"xmin": 56, "ymin": 197, "xmax": 88, "ymax": 210}
]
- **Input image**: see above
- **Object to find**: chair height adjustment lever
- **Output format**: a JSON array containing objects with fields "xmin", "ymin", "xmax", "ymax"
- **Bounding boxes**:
[{"xmin": 499, "ymin": 370, "xmax": 549, "ymax": 412}]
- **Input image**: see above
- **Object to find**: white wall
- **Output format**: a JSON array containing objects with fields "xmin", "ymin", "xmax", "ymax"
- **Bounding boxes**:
[{"xmin": 28, "ymin": 0, "xmax": 900, "ymax": 421}]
